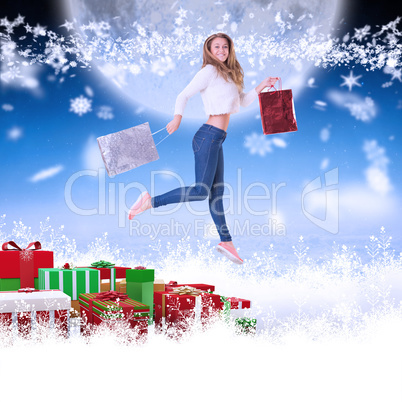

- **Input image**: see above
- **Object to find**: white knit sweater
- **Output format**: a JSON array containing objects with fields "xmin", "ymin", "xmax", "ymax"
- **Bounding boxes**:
[{"xmin": 174, "ymin": 64, "xmax": 258, "ymax": 116}]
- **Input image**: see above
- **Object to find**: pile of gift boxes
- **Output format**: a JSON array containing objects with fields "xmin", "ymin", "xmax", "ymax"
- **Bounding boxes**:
[{"xmin": 0, "ymin": 241, "xmax": 256, "ymax": 340}]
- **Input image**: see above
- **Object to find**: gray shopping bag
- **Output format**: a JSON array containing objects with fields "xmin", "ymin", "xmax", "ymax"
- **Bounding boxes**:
[{"xmin": 97, "ymin": 122, "xmax": 161, "ymax": 176}]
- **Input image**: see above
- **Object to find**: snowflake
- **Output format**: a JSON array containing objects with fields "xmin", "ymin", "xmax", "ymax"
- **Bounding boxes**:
[
  {"xmin": 13, "ymin": 15, "xmax": 25, "ymax": 27},
  {"xmin": 33, "ymin": 24, "xmax": 47, "ymax": 37},
  {"xmin": 136, "ymin": 24, "xmax": 146, "ymax": 37},
  {"xmin": 18, "ymin": 49, "xmax": 32, "ymax": 58},
  {"xmin": 24, "ymin": 23, "xmax": 33, "ymax": 33},
  {"xmin": 20, "ymin": 249, "xmax": 33, "ymax": 262},
  {"xmin": 222, "ymin": 12, "xmax": 230, "ymax": 22},
  {"xmin": 176, "ymin": 7, "xmax": 188, "ymax": 19},
  {"xmin": 69, "ymin": 95, "xmax": 92, "ymax": 116},
  {"xmin": 340, "ymin": 71, "xmax": 362, "ymax": 91},
  {"xmin": 45, "ymin": 45, "xmax": 68, "ymax": 73},
  {"xmin": 175, "ymin": 17, "xmax": 184, "ymax": 26},
  {"xmin": 97, "ymin": 106, "xmax": 114, "ymax": 120},
  {"xmin": 390, "ymin": 69, "xmax": 402, "ymax": 82},
  {"xmin": 59, "ymin": 20, "xmax": 74, "ymax": 31},
  {"xmin": 2, "ymin": 40, "xmax": 16, "ymax": 57},
  {"xmin": 244, "ymin": 133, "xmax": 272, "ymax": 156},
  {"xmin": 353, "ymin": 25, "xmax": 371, "ymax": 42},
  {"xmin": 129, "ymin": 64, "xmax": 141, "ymax": 75},
  {"xmin": 0, "ymin": 17, "xmax": 11, "ymax": 27},
  {"xmin": 3, "ymin": 65, "xmax": 22, "ymax": 81},
  {"xmin": 98, "ymin": 21, "xmax": 111, "ymax": 31}
]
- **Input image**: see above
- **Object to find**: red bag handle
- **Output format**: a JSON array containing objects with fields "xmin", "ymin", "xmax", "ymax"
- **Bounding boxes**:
[{"xmin": 261, "ymin": 77, "xmax": 282, "ymax": 93}]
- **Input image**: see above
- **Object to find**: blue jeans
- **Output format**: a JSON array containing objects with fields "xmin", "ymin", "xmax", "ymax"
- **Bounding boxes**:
[{"xmin": 151, "ymin": 124, "xmax": 232, "ymax": 242}]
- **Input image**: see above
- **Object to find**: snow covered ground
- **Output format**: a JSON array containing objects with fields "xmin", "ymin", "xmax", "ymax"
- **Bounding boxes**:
[{"xmin": 0, "ymin": 221, "xmax": 401, "ymax": 401}]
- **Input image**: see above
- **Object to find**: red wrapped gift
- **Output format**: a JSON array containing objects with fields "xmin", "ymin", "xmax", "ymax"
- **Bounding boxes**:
[
  {"xmin": 93, "ymin": 266, "xmax": 130, "ymax": 280},
  {"xmin": 79, "ymin": 291, "xmax": 149, "ymax": 339},
  {"xmin": 0, "ymin": 241, "xmax": 53, "ymax": 289},
  {"xmin": 258, "ymin": 78, "xmax": 298, "ymax": 135},
  {"xmin": 222, "ymin": 297, "xmax": 251, "ymax": 309},
  {"xmin": 154, "ymin": 287, "xmax": 221, "ymax": 334}
]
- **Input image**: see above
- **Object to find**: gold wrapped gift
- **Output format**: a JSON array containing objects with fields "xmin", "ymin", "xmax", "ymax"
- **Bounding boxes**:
[
  {"xmin": 70, "ymin": 300, "xmax": 80, "ymax": 318},
  {"xmin": 101, "ymin": 279, "xmax": 126, "ymax": 293},
  {"xmin": 154, "ymin": 279, "xmax": 165, "ymax": 292}
]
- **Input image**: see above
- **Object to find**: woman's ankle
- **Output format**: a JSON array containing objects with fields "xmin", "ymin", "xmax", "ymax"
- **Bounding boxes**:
[{"xmin": 221, "ymin": 240, "xmax": 234, "ymax": 248}]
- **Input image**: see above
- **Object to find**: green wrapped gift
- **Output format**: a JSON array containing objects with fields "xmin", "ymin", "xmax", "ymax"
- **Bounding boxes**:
[
  {"xmin": 219, "ymin": 296, "xmax": 231, "ymax": 323},
  {"xmin": 0, "ymin": 277, "xmax": 39, "ymax": 291},
  {"xmin": 126, "ymin": 267, "xmax": 154, "ymax": 283},
  {"xmin": 38, "ymin": 267, "xmax": 100, "ymax": 300},
  {"xmin": 126, "ymin": 267, "xmax": 154, "ymax": 324},
  {"xmin": 235, "ymin": 317, "xmax": 257, "ymax": 335}
]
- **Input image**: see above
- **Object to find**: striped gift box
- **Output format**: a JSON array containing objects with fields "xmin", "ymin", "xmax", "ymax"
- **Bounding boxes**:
[
  {"xmin": 38, "ymin": 268, "xmax": 100, "ymax": 300},
  {"xmin": 79, "ymin": 292, "xmax": 150, "ymax": 338},
  {"xmin": 78, "ymin": 266, "xmax": 120, "ymax": 291}
]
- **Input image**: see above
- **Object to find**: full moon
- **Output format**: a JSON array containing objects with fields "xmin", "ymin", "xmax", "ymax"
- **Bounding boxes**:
[{"xmin": 64, "ymin": 0, "xmax": 344, "ymax": 119}]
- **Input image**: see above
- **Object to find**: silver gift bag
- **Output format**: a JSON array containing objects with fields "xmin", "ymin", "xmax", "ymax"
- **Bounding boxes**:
[{"xmin": 97, "ymin": 122, "xmax": 160, "ymax": 176}]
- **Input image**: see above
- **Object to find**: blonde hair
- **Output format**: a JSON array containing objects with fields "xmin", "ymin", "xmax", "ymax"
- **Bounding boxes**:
[{"xmin": 202, "ymin": 33, "xmax": 244, "ymax": 91}]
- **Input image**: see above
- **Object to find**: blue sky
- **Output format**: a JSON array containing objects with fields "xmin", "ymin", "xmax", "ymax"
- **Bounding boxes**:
[{"xmin": 1, "ymin": 1, "xmax": 401, "ymax": 258}]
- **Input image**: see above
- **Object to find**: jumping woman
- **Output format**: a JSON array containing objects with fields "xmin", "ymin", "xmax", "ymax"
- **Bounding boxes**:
[{"xmin": 128, "ymin": 32, "xmax": 278, "ymax": 265}]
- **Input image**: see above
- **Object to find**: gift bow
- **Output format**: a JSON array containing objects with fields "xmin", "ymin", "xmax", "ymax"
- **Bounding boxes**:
[
  {"xmin": 95, "ymin": 291, "xmax": 128, "ymax": 302},
  {"xmin": 91, "ymin": 260, "xmax": 115, "ymax": 268},
  {"xmin": 134, "ymin": 266, "xmax": 146, "ymax": 270},
  {"xmin": 235, "ymin": 317, "xmax": 257, "ymax": 327},
  {"xmin": 170, "ymin": 286, "xmax": 203, "ymax": 296},
  {"xmin": 18, "ymin": 287, "xmax": 39, "ymax": 293},
  {"xmin": 2, "ymin": 241, "xmax": 42, "ymax": 251}
]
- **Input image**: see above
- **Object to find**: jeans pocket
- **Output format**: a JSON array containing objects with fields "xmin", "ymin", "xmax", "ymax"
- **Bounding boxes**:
[{"xmin": 192, "ymin": 135, "xmax": 205, "ymax": 153}]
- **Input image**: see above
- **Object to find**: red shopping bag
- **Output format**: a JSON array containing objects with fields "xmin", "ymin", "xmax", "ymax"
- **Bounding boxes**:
[{"xmin": 258, "ymin": 79, "xmax": 298, "ymax": 135}]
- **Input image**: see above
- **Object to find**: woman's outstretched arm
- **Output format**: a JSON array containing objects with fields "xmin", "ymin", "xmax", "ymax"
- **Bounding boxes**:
[
  {"xmin": 255, "ymin": 77, "xmax": 280, "ymax": 94},
  {"xmin": 240, "ymin": 76, "xmax": 280, "ymax": 107}
]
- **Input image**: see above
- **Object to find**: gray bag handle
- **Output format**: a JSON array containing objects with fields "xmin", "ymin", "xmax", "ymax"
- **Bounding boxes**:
[{"xmin": 152, "ymin": 127, "xmax": 170, "ymax": 146}]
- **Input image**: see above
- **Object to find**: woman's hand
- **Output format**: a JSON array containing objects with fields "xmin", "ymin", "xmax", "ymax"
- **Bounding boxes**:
[
  {"xmin": 166, "ymin": 114, "xmax": 182, "ymax": 134},
  {"xmin": 255, "ymin": 77, "xmax": 280, "ymax": 94}
]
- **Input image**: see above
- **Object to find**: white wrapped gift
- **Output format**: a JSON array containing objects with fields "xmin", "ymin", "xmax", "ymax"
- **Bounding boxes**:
[{"xmin": 0, "ymin": 289, "xmax": 71, "ymax": 337}]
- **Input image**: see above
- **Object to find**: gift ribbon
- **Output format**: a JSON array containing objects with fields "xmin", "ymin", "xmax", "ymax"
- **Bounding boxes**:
[
  {"xmin": 134, "ymin": 266, "xmax": 146, "ymax": 270},
  {"xmin": 86, "ymin": 292, "xmax": 128, "ymax": 324},
  {"xmin": 169, "ymin": 286, "xmax": 203, "ymax": 296},
  {"xmin": 90, "ymin": 260, "xmax": 115, "ymax": 268},
  {"xmin": 1, "ymin": 241, "xmax": 42, "ymax": 288},
  {"xmin": 2, "ymin": 241, "xmax": 42, "ymax": 251},
  {"xmin": 95, "ymin": 291, "xmax": 128, "ymax": 302},
  {"xmin": 18, "ymin": 287, "xmax": 40, "ymax": 293}
]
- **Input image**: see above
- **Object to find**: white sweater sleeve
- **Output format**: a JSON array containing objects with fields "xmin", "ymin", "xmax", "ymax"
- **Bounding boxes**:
[
  {"xmin": 239, "ymin": 88, "xmax": 258, "ymax": 108},
  {"xmin": 174, "ymin": 65, "xmax": 214, "ymax": 116}
]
